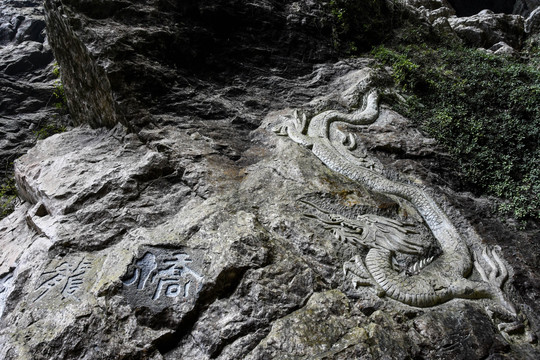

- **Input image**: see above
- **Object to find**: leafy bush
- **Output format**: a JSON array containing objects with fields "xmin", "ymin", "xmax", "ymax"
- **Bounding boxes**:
[
  {"xmin": 52, "ymin": 62, "xmax": 67, "ymax": 112},
  {"xmin": 32, "ymin": 62, "xmax": 68, "ymax": 140},
  {"xmin": 328, "ymin": 0, "xmax": 395, "ymax": 54},
  {"xmin": 372, "ymin": 44, "xmax": 540, "ymax": 221}
]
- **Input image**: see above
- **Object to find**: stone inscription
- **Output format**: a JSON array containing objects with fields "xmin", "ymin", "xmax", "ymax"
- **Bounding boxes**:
[
  {"xmin": 0, "ymin": 272, "xmax": 14, "ymax": 296},
  {"xmin": 123, "ymin": 251, "xmax": 203, "ymax": 302},
  {"xmin": 0, "ymin": 270, "xmax": 15, "ymax": 318},
  {"xmin": 34, "ymin": 258, "xmax": 93, "ymax": 302}
]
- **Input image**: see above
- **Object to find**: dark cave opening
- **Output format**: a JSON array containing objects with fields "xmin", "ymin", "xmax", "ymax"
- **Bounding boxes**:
[{"xmin": 448, "ymin": 0, "xmax": 517, "ymax": 17}]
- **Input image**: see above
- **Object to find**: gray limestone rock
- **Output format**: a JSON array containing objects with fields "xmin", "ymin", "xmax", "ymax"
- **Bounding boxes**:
[
  {"xmin": 41, "ymin": 0, "xmax": 341, "ymax": 131},
  {"xmin": 403, "ymin": 0, "xmax": 525, "ymax": 48},
  {"xmin": 514, "ymin": 0, "xmax": 540, "ymax": 17},
  {"xmin": 448, "ymin": 0, "xmax": 517, "ymax": 17},
  {"xmin": 246, "ymin": 291, "xmax": 509, "ymax": 359},
  {"xmin": 1, "ymin": 1, "xmax": 539, "ymax": 360},
  {"xmin": 487, "ymin": 41, "xmax": 517, "ymax": 55},
  {"xmin": 525, "ymin": 6, "xmax": 540, "ymax": 33},
  {"xmin": 1, "ymin": 61, "xmax": 539, "ymax": 359},
  {"xmin": 0, "ymin": 0, "xmax": 59, "ymax": 181},
  {"xmin": 403, "ymin": 0, "xmax": 456, "ymax": 22},
  {"xmin": 447, "ymin": 9, "xmax": 525, "ymax": 48},
  {"xmin": 0, "ymin": 0, "xmax": 46, "ymax": 46},
  {"xmin": 14, "ymin": 125, "xmax": 193, "ymax": 251}
]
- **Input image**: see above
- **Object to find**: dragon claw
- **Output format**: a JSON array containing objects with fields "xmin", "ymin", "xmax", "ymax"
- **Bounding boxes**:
[
  {"xmin": 474, "ymin": 245, "xmax": 517, "ymax": 318},
  {"xmin": 273, "ymin": 110, "xmax": 308, "ymax": 137},
  {"xmin": 273, "ymin": 112, "xmax": 314, "ymax": 147},
  {"xmin": 474, "ymin": 246, "xmax": 508, "ymax": 289},
  {"xmin": 272, "ymin": 124, "xmax": 288, "ymax": 136},
  {"xmin": 343, "ymin": 255, "xmax": 376, "ymax": 289},
  {"xmin": 272, "ymin": 116, "xmax": 291, "ymax": 136},
  {"xmin": 292, "ymin": 110, "xmax": 308, "ymax": 134}
]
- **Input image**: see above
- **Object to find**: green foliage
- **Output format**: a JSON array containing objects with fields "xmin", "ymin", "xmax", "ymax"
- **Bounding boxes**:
[
  {"xmin": 372, "ymin": 46, "xmax": 420, "ymax": 90},
  {"xmin": 33, "ymin": 123, "xmax": 67, "ymax": 140},
  {"xmin": 0, "ymin": 177, "xmax": 17, "ymax": 220},
  {"xmin": 373, "ymin": 44, "xmax": 540, "ymax": 221},
  {"xmin": 52, "ymin": 62, "xmax": 67, "ymax": 112},
  {"xmin": 34, "ymin": 62, "xmax": 68, "ymax": 140},
  {"xmin": 328, "ymin": 0, "xmax": 394, "ymax": 55}
]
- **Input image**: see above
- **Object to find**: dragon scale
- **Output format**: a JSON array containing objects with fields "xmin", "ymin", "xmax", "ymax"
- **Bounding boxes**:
[
  {"xmin": 275, "ymin": 89, "xmax": 513, "ymax": 310},
  {"xmin": 311, "ymin": 136, "xmax": 479, "ymax": 306}
]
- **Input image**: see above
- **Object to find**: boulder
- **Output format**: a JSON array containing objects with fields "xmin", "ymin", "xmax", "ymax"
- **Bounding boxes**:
[
  {"xmin": 514, "ymin": 0, "xmax": 540, "ymax": 17},
  {"xmin": 447, "ymin": 9, "xmax": 525, "ymax": 48},
  {"xmin": 487, "ymin": 41, "xmax": 517, "ymax": 55},
  {"xmin": 448, "ymin": 0, "xmax": 516, "ymax": 17}
]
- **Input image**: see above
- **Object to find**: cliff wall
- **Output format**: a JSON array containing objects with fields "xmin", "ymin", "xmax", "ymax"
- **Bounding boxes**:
[{"xmin": 0, "ymin": 1, "xmax": 539, "ymax": 359}]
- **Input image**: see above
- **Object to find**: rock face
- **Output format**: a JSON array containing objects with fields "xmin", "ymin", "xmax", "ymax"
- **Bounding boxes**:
[
  {"xmin": 403, "ymin": 0, "xmax": 525, "ymax": 49},
  {"xmin": 447, "ymin": 9, "xmax": 525, "ymax": 48},
  {"xmin": 0, "ymin": 0, "xmax": 57, "ymax": 180},
  {"xmin": 514, "ymin": 0, "xmax": 540, "ymax": 17},
  {"xmin": 1, "ymin": 1, "xmax": 540, "ymax": 359},
  {"xmin": 448, "ymin": 0, "xmax": 516, "ymax": 17},
  {"xmin": 405, "ymin": 0, "xmax": 456, "ymax": 22},
  {"xmin": 526, "ymin": 5, "xmax": 540, "ymax": 32},
  {"xmin": 42, "ymin": 0, "xmax": 341, "ymax": 130}
]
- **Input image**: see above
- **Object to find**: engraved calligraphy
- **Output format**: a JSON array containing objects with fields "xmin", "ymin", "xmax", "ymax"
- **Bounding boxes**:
[
  {"xmin": 34, "ymin": 258, "xmax": 93, "ymax": 302},
  {"xmin": 123, "ymin": 252, "xmax": 157, "ymax": 290},
  {"xmin": 123, "ymin": 251, "xmax": 203, "ymax": 302},
  {"xmin": 0, "ymin": 270, "xmax": 15, "ymax": 318},
  {"xmin": 152, "ymin": 253, "xmax": 204, "ymax": 300}
]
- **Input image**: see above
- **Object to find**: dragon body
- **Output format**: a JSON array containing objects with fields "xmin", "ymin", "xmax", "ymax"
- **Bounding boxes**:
[{"xmin": 274, "ymin": 89, "xmax": 515, "ymax": 313}]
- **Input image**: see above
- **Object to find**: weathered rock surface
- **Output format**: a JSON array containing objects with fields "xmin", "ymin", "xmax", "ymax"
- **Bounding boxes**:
[
  {"xmin": 42, "ymin": 0, "xmax": 342, "ymax": 130},
  {"xmin": 447, "ymin": 9, "xmax": 525, "ymax": 48},
  {"xmin": 526, "ymin": 6, "xmax": 540, "ymax": 33},
  {"xmin": 1, "ymin": 1, "xmax": 539, "ymax": 359},
  {"xmin": 1, "ymin": 59, "xmax": 539, "ymax": 359},
  {"xmin": 514, "ymin": 0, "xmax": 540, "ymax": 17},
  {"xmin": 448, "ymin": 0, "xmax": 516, "ymax": 17},
  {"xmin": 404, "ymin": 0, "xmax": 456, "ymax": 22},
  {"xmin": 0, "ymin": 0, "xmax": 58, "ymax": 179},
  {"xmin": 402, "ymin": 0, "xmax": 526, "ymax": 49}
]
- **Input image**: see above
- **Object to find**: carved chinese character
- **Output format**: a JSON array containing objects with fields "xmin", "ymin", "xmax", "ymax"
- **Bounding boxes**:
[
  {"xmin": 152, "ymin": 253, "xmax": 203, "ymax": 300},
  {"xmin": 122, "ymin": 252, "xmax": 157, "ymax": 290},
  {"xmin": 123, "ymin": 250, "xmax": 204, "ymax": 303},
  {"xmin": 34, "ymin": 258, "xmax": 93, "ymax": 302}
]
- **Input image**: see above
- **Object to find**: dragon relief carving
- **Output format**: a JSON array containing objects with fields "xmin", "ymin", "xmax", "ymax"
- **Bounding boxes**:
[{"xmin": 273, "ymin": 87, "xmax": 517, "ymax": 318}]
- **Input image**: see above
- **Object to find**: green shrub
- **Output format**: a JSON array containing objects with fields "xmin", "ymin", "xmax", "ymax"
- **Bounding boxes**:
[
  {"xmin": 328, "ymin": 0, "xmax": 395, "ymax": 54},
  {"xmin": 34, "ymin": 62, "xmax": 68, "ymax": 140},
  {"xmin": 52, "ymin": 62, "xmax": 67, "ymax": 112},
  {"xmin": 372, "ymin": 44, "xmax": 540, "ymax": 221}
]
